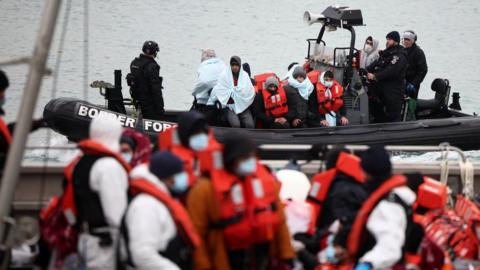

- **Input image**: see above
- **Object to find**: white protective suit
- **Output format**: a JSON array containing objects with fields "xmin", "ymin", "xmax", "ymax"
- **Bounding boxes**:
[
  {"xmin": 359, "ymin": 186, "xmax": 416, "ymax": 270},
  {"xmin": 207, "ymin": 65, "xmax": 255, "ymax": 114},
  {"xmin": 76, "ymin": 115, "xmax": 129, "ymax": 270},
  {"xmin": 359, "ymin": 38, "xmax": 380, "ymax": 70},
  {"xmin": 192, "ymin": 58, "xmax": 226, "ymax": 105},
  {"xmin": 125, "ymin": 164, "xmax": 180, "ymax": 270}
]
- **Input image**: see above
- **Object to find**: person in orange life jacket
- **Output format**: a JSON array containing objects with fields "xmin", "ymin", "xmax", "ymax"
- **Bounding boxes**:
[
  {"xmin": 283, "ymin": 66, "xmax": 317, "ymax": 128},
  {"xmin": 252, "ymin": 76, "xmax": 295, "ymax": 129},
  {"xmin": 312, "ymin": 71, "xmax": 349, "ymax": 127},
  {"xmin": 72, "ymin": 115, "xmax": 129, "ymax": 270},
  {"xmin": 122, "ymin": 151, "xmax": 199, "ymax": 269},
  {"xmin": 0, "ymin": 70, "xmax": 45, "ymax": 169},
  {"xmin": 347, "ymin": 145, "xmax": 416, "ymax": 270},
  {"xmin": 208, "ymin": 56, "xmax": 255, "ymax": 128},
  {"xmin": 186, "ymin": 132, "xmax": 295, "ymax": 270}
]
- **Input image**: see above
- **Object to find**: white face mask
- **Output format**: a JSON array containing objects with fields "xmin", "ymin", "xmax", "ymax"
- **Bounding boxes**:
[
  {"xmin": 236, "ymin": 157, "xmax": 257, "ymax": 176},
  {"xmin": 364, "ymin": 44, "xmax": 373, "ymax": 54},
  {"xmin": 172, "ymin": 171, "xmax": 189, "ymax": 194},
  {"xmin": 189, "ymin": 133, "xmax": 209, "ymax": 152},
  {"xmin": 122, "ymin": 152, "xmax": 132, "ymax": 164},
  {"xmin": 324, "ymin": 81, "xmax": 334, "ymax": 88}
]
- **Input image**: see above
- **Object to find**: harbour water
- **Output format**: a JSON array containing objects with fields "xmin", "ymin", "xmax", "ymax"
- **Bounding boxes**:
[{"xmin": 1, "ymin": 0, "xmax": 480, "ymax": 162}]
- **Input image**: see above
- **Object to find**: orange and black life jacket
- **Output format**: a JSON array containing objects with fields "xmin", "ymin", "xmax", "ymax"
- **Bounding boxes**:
[
  {"xmin": 0, "ymin": 117, "xmax": 12, "ymax": 146},
  {"xmin": 62, "ymin": 140, "xmax": 131, "ymax": 226},
  {"xmin": 261, "ymin": 85, "xmax": 289, "ymax": 118},
  {"xmin": 347, "ymin": 175, "xmax": 407, "ymax": 259},
  {"xmin": 307, "ymin": 152, "xmax": 365, "ymax": 222},
  {"xmin": 307, "ymin": 70, "xmax": 344, "ymax": 114},
  {"xmin": 210, "ymin": 163, "xmax": 280, "ymax": 250}
]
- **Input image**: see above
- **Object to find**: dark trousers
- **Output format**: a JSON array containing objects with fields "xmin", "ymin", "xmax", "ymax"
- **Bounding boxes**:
[{"xmin": 138, "ymin": 99, "xmax": 164, "ymax": 120}]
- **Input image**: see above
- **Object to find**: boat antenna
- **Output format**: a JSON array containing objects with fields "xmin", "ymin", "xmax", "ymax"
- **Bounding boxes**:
[{"xmin": 0, "ymin": 0, "xmax": 62, "ymax": 262}]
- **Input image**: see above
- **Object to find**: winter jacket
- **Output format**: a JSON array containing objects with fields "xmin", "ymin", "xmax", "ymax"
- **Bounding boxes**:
[
  {"xmin": 251, "ymin": 91, "xmax": 296, "ymax": 128},
  {"xmin": 360, "ymin": 38, "xmax": 380, "ymax": 70},
  {"xmin": 359, "ymin": 186, "xmax": 416, "ymax": 269},
  {"xmin": 283, "ymin": 84, "xmax": 320, "ymax": 126},
  {"xmin": 186, "ymin": 176, "xmax": 295, "ymax": 270},
  {"xmin": 75, "ymin": 116, "xmax": 128, "ymax": 270},
  {"xmin": 405, "ymin": 43, "xmax": 428, "ymax": 98},
  {"xmin": 125, "ymin": 164, "xmax": 181, "ymax": 270}
]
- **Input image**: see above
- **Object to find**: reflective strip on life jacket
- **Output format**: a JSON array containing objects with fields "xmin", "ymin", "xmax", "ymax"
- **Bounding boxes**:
[
  {"xmin": 347, "ymin": 175, "xmax": 407, "ymax": 258},
  {"xmin": 316, "ymin": 80, "xmax": 344, "ymax": 114},
  {"xmin": 261, "ymin": 84, "xmax": 289, "ymax": 118},
  {"xmin": 211, "ymin": 163, "xmax": 280, "ymax": 250},
  {"xmin": 307, "ymin": 169, "xmax": 337, "ymax": 221},
  {"xmin": 0, "ymin": 118, "xmax": 12, "ymax": 145},
  {"xmin": 129, "ymin": 179, "xmax": 201, "ymax": 248}
]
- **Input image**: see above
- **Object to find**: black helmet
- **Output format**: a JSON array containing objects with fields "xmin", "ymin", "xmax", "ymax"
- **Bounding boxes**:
[{"xmin": 142, "ymin": 41, "xmax": 159, "ymax": 56}]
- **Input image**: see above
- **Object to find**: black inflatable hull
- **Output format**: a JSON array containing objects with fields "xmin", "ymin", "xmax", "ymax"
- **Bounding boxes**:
[{"xmin": 44, "ymin": 98, "xmax": 480, "ymax": 151}]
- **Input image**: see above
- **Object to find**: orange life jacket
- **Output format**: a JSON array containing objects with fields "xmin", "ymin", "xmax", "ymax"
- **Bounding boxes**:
[
  {"xmin": 253, "ymin": 72, "xmax": 278, "ymax": 93},
  {"xmin": 413, "ymin": 177, "xmax": 447, "ymax": 223},
  {"xmin": 307, "ymin": 152, "xmax": 365, "ymax": 222},
  {"xmin": 347, "ymin": 175, "xmax": 407, "ymax": 259},
  {"xmin": 316, "ymin": 80, "xmax": 344, "ymax": 114},
  {"xmin": 129, "ymin": 178, "xmax": 201, "ymax": 249},
  {"xmin": 261, "ymin": 85, "xmax": 289, "ymax": 118},
  {"xmin": 0, "ymin": 117, "xmax": 12, "ymax": 146},
  {"xmin": 211, "ymin": 163, "xmax": 280, "ymax": 250},
  {"xmin": 61, "ymin": 139, "xmax": 131, "ymax": 225},
  {"xmin": 159, "ymin": 127, "xmax": 222, "ymax": 185}
]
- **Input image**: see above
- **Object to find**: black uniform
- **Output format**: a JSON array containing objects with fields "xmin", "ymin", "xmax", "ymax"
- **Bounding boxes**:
[
  {"xmin": 367, "ymin": 44, "xmax": 408, "ymax": 122},
  {"xmin": 405, "ymin": 43, "xmax": 428, "ymax": 98},
  {"xmin": 128, "ymin": 54, "xmax": 164, "ymax": 120}
]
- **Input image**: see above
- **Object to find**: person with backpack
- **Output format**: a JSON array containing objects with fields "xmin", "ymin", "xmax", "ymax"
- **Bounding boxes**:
[
  {"xmin": 127, "ymin": 41, "xmax": 164, "ymax": 120},
  {"xmin": 72, "ymin": 115, "xmax": 131, "ymax": 270},
  {"xmin": 122, "ymin": 151, "xmax": 200, "ymax": 269}
]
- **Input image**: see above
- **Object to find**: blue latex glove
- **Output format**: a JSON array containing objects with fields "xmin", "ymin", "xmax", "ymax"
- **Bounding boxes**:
[
  {"xmin": 405, "ymin": 83, "xmax": 416, "ymax": 95},
  {"xmin": 355, "ymin": 262, "xmax": 373, "ymax": 270}
]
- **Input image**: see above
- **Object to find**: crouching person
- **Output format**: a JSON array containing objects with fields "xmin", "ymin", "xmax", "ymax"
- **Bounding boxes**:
[
  {"xmin": 187, "ymin": 132, "xmax": 295, "ymax": 270},
  {"xmin": 122, "ymin": 151, "xmax": 201, "ymax": 269}
]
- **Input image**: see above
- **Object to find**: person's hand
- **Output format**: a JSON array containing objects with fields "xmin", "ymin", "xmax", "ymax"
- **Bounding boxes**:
[
  {"xmin": 405, "ymin": 83, "xmax": 416, "ymax": 95},
  {"xmin": 275, "ymin": 117, "xmax": 288, "ymax": 124},
  {"xmin": 320, "ymin": 120, "xmax": 329, "ymax": 127},
  {"xmin": 292, "ymin": 240, "xmax": 305, "ymax": 252},
  {"xmin": 354, "ymin": 262, "xmax": 373, "ymax": 270},
  {"xmin": 340, "ymin": 116, "xmax": 349, "ymax": 126},
  {"xmin": 292, "ymin": 118, "xmax": 302, "ymax": 127},
  {"xmin": 367, "ymin": 73, "xmax": 376, "ymax": 81}
]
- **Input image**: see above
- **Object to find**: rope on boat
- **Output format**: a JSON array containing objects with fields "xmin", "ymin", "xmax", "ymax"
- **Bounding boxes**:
[
  {"xmin": 439, "ymin": 144, "xmax": 450, "ymax": 186},
  {"xmin": 460, "ymin": 159, "xmax": 474, "ymax": 199}
]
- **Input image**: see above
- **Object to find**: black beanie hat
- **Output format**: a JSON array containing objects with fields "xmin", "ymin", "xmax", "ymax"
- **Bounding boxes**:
[
  {"xmin": 230, "ymin": 56, "xmax": 241, "ymax": 66},
  {"xmin": 223, "ymin": 132, "xmax": 257, "ymax": 173},
  {"xmin": 0, "ymin": 70, "xmax": 9, "ymax": 91},
  {"xmin": 292, "ymin": 66, "xmax": 306, "ymax": 79},
  {"xmin": 361, "ymin": 145, "xmax": 392, "ymax": 177},
  {"xmin": 386, "ymin": 31, "xmax": 400, "ymax": 43},
  {"xmin": 120, "ymin": 135, "xmax": 137, "ymax": 150},
  {"xmin": 149, "ymin": 151, "xmax": 183, "ymax": 180},
  {"xmin": 177, "ymin": 110, "xmax": 208, "ymax": 147}
]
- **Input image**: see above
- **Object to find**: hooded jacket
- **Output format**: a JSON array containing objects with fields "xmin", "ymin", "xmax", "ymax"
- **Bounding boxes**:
[
  {"xmin": 125, "ymin": 164, "xmax": 180, "ymax": 270},
  {"xmin": 360, "ymin": 38, "xmax": 380, "ymax": 70},
  {"xmin": 359, "ymin": 186, "xmax": 416, "ymax": 269},
  {"xmin": 192, "ymin": 58, "xmax": 226, "ymax": 105},
  {"xmin": 405, "ymin": 43, "xmax": 428, "ymax": 97}
]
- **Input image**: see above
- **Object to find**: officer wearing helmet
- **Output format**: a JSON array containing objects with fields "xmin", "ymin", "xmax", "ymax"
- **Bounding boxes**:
[{"xmin": 127, "ymin": 41, "xmax": 165, "ymax": 120}]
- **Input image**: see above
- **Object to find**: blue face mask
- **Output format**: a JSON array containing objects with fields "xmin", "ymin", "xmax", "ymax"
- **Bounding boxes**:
[
  {"xmin": 189, "ymin": 133, "xmax": 209, "ymax": 151},
  {"xmin": 236, "ymin": 157, "xmax": 257, "ymax": 176},
  {"xmin": 172, "ymin": 172, "xmax": 189, "ymax": 193},
  {"xmin": 122, "ymin": 152, "xmax": 132, "ymax": 164}
]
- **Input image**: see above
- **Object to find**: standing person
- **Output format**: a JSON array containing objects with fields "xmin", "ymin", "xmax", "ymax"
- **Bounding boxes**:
[
  {"xmin": 192, "ymin": 49, "xmax": 226, "ymax": 119},
  {"xmin": 72, "ymin": 115, "xmax": 130, "ymax": 270},
  {"xmin": 127, "ymin": 40, "xmax": 164, "ymax": 120},
  {"xmin": 208, "ymin": 56, "xmax": 255, "ymax": 128},
  {"xmin": 283, "ymin": 65, "xmax": 316, "ymax": 128},
  {"xmin": 346, "ymin": 145, "xmax": 416, "ymax": 270},
  {"xmin": 186, "ymin": 132, "xmax": 295, "ymax": 270},
  {"xmin": 252, "ymin": 76, "xmax": 296, "ymax": 129},
  {"xmin": 359, "ymin": 36, "xmax": 380, "ymax": 70},
  {"xmin": 366, "ymin": 31, "xmax": 408, "ymax": 123},
  {"xmin": 122, "ymin": 151, "xmax": 200, "ymax": 269},
  {"xmin": 402, "ymin": 30, "xmax": 428, "ymax": 99},
  {"xmin": 311, "ymin": 71, "xmax": 349, "ymax": 126}
]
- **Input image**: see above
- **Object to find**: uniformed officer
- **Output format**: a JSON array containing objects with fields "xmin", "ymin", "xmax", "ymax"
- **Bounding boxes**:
[
  {"xmin": 366, "ymin": 31, "xmax": 408, "ymax": 123},
  {"xmin": 126, "ymin": 41, "xmax": 164, "ymax": 120}
]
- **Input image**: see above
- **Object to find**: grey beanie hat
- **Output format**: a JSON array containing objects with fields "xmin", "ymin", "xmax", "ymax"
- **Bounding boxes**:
[
  {"xmin": 292, "ymin": 66, "xmax": 306, "ymax": 78},
  {"xmin": 265, "ymin": 76, "xmax": 279, "ymax": 88}
]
